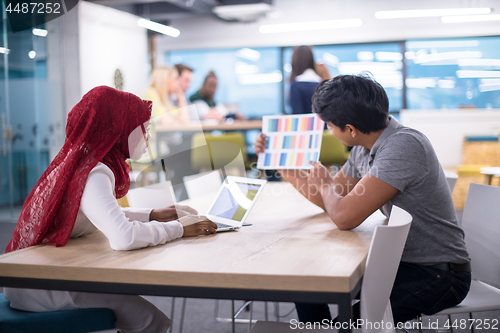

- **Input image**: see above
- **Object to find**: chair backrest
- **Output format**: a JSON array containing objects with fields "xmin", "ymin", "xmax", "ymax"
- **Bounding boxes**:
[
  {"xmin": 443, "ymin": 170, "xmax": 459, "ymax": 192},
  {"xmin": 183, "ymin": 170, "xmax": 223, "ymax": 200},
  {"xmin": 360, "ymin": 206, "xmax": 412, "ymax": 333},
  {"xmin": 191, "ymin": 132, "xmax": 247, "ymax": 172},
  {"xmin": 319, "ymin": 131, "xmax": 350, "ymax": 167},
  {"xmin": 462, "ymin": 183, "xmax": 500, "ymax": 286},
  {"xmin": 126, "ymin": 181, "xmax": 176, "ymax": 209}
]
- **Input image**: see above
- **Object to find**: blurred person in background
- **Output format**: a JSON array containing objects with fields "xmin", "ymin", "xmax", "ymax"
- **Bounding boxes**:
[
  {"xmin": 142, "ymin": 66, "xmax": 190, "ymax": 157},
  {"xmin": 289, "ymin": 45, "xmax": 322, "ymax": 115},
  {"xmin": 190, "ymin": 70, "xmax": 245, "ymax": 121},
  {"xmin": 172, "ymin": 64, "xmax": 193, "ymax": 107},
  {"xmin": 315, "ymin": 63, "xmax": 331, "ymax": 81},
  {"xmin": 143, "ymin": 66, "xmax": 190, "ymax": 125},
  {"xmin": 175, "ymin": 64, "xmax": 193, "ymax": 95}
]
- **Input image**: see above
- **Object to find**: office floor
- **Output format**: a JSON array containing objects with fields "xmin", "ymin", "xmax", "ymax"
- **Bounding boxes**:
[{"xmin": 0, "ymin": 209, "xmax": 498, "ymax": 333}]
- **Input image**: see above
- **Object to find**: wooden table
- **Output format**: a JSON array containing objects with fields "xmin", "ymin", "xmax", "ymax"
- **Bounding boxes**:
[{"xmin": 0, "ymin": 182, "xmax": 386, "ymax": 331}]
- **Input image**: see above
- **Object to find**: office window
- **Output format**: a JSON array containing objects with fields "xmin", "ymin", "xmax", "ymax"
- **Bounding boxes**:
[
  {"xmin": 283, "ymin": 43, "xmax": 403, "ymax": 113},
  {"xmin": 406, "ymin": 36, "xmax": 500, "ymax": 109},
  {"xmin": 167, "ymin": 47, "xmax": 282, "ymax": 119}
]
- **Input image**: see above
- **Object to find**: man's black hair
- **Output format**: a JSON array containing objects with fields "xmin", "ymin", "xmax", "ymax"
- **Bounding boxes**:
[{"xmin": 312, "ymin": 74, "xmax": 389, "ymax": 134}]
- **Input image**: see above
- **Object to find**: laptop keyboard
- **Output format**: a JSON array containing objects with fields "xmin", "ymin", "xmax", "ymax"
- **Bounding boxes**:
[{"xmin": 216, "ymin": 222, "xmax": 234, "ymax": 229}]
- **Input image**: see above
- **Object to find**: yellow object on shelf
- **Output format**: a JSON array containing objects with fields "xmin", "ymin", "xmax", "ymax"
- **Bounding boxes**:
[{"xmin": 457, "ymin": 164, "xmax": 490, "ymax": 176}]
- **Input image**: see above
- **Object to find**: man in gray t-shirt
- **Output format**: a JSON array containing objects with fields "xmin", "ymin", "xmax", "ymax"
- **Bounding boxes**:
[
  {"xmin": 254, "ymin": 75, "xmax": 471, "ymax": 324},
  {"xmin": 343, "ymin": 116, "xmax": 469, "ymax": 266}
]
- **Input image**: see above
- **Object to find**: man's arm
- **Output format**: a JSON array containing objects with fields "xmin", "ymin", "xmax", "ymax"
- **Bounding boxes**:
[
  {"xmin": 309, "ymin": 161, "xmax": 398, "ymax": 230},
  {"xmin": 279, "ymin": 168, "xmax": 360, "ymax": 210}
]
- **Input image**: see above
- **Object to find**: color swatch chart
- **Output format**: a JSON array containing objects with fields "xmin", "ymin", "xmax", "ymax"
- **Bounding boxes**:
[{"xmin": 257, "ymin": 114, "xmax": 324, "ymax": 170}]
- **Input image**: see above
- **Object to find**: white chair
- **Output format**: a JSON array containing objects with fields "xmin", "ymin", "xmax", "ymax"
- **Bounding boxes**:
[
  {"xmin": 443, "ymin": 170, "xmax": 459, "ymax": 192},
  {"xmin": 250, "ymin": 206, "xmax": 413, "ymax": 333},
  {"xmin": 126, "ymin": 181, "xmax": 176, "ymax": 209},
  {"xmin": 183, "ymin": 170, "xmax": 222, "ymax": 200},
  {"xmin": 422, "ymin": 183, "xmax": 500, "ymax": 330}
]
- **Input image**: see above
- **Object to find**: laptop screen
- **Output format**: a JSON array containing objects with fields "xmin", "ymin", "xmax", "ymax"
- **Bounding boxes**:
[{"xmin": 208, "ymin": 180, "xmax": 263, "ymax": 222}]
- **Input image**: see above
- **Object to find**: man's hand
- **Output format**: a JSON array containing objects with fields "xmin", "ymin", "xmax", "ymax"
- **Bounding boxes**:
[
  {"xmin": 150, "ymin": 205, "xmax": 198, "ymax": 222},
  {"xmin": 254, "ymin": 133, "xmax": 267, "ymax": 155},
  {"xmin": 308, "ymin": 161, "xmax": 334, "ymax": 192},
  {"xmin": 183, "ymin": 220, "xmax": 218, "ymax": 237}
]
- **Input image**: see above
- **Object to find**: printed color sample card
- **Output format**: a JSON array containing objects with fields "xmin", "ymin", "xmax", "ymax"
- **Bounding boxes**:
[{"xmin": 258, "ymin": 114, "xmax": 324, "ymax": 170}]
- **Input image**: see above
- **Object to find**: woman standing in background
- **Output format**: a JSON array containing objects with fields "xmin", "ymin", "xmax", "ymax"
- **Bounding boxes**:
[{"xmin": 289, "ymin": 46, "xmax": 324, "ymax": 115}]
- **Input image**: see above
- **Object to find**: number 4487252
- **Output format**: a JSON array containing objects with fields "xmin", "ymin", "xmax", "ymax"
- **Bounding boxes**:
[
  {"xmin": 5, "ymin": 3, "xmax": 61, "ymax": 14},
  {"xmin": 445, "ymin": 319, "xmax": 498, "ymax": 330}
]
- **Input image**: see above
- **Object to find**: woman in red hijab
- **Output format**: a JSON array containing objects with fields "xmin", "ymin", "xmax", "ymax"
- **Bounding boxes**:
[{"xmin": 4, "ymin": 86, "xmax": 217, "ymax": 333}]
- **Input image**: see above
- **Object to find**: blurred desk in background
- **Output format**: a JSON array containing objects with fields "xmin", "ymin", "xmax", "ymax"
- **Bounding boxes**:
[{"xmin": 155, "ymin": 120, "xmax": 263, "ymax": 133}]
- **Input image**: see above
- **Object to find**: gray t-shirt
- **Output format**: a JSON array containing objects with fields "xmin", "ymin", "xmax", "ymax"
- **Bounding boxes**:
[{"xmin": 342, "ymin": 117, "xmax": 470, "ymax": 265}]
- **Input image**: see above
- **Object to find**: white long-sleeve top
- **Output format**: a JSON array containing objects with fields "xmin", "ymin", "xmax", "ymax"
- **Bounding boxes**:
[{"xmin": 71, "ymin": 162, "xmax": 184, "ymax": 250}]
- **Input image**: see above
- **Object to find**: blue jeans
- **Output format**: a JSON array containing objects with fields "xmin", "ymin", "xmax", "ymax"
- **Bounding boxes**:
[{"xmin": 295, "ymin": 262, "xmax": 471, "ymax": 324}]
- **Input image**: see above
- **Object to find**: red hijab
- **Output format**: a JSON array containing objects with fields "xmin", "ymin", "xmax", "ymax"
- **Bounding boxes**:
[{"xmin": 6, "ymin": 86, "xmax": 152, "ymax": 252}]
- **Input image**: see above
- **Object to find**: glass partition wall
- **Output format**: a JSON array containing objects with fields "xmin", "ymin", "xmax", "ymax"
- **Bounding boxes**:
[
  {"xmin": 0, "ymin": 11, "xmax": 66, "ymax": 214},
  {"xmin": 167, "ymin": 36, "xmax": 500, "ymax": 118}
]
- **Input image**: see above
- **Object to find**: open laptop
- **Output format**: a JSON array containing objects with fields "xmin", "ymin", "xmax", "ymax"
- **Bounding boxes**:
[{"xmin": 179, "ymin": 176, "xmax": 267, "ymax": 232}]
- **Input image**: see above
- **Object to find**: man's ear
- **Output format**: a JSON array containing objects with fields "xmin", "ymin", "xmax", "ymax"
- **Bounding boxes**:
[{"xmin": 345, "ymin": 124, "xmax": 358, "ymax": 138}]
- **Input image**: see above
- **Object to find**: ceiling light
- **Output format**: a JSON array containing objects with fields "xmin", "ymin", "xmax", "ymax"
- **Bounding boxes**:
[
  {"xmin": 322, "ymin": 53, "xmax": 339, "ymax": 66},
  {"xmin": 137, "ymin": 18, "xmax": 180, "ymax": 37},
  {"xmin": 456, "ymin": 70, "xmax": 500, "ymax": 78},
  {"xmin": 406, "ymin": 78, "xmax": 437, "ymax": 89},
  {"xmin": 28, "ymin": 51, "xmax": 36, "ymax": 59},
  {"xmin": 357, "ymin": 52, "xmax": 374, "ymax": 61},
  {"xmin": 406, "ymin": 40, "xmax": 480, "ymax": 49},
  {"xmin": 259, "ymin": 19, "xmax": 362, "ymax": 34},
  {"xmin": 213, "ymin": 3, "xmax": 279, "ymax": 22},
  {"xmin": 442, "ymin": 14, "xmax": 500, "ymax": 23},
  {"xmin": 412, "ymin": 51, "xmax": 482, "ymax": 65},
  {"xmin": 458, "ymin": 59, "xmax": 500, "ymax": 67},
  {"xmin": 237, "ymin": 48, "xmax": 261, "ymax": 61},
  {"xmin": 375, "ymin": 8, "xmax": 491, "ymax": 19},
  {"xmin": 238, "ymin": 71, "xmax": 283, "ymax": 85},
  {"xmin": 375, "ymin": 52, "xmax": 403, "ymax": 62},
  {"xmin": 0, "ymin": 47, "xmax": 10, "ymax": 54},
  {"xmin": 32, "ymin": 28, "xmax": 48, "ymax": 37}
]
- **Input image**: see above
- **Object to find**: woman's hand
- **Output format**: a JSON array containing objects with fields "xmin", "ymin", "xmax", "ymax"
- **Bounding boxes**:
[
  {"xmin": 254, "ymin": 133, "xmax": 268, "ymax": 155},
  {"xmin": 150, "ymin": 205, "xmax": 198, "ymax": 222},
  {"xmin": 183, "ymin": 220, "xmax": 218, "ymax": 237}
]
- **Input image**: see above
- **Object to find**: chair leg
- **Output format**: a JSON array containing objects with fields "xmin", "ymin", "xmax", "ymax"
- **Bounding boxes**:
[
  {"xmin": 248, "ymin": 301, "xmax": 253, "ymax": 333},
  {"xmin": 419, "ymin": 316, "xmax": 423, "ymax": 333},
  {"xmin": 448, "ymin": 315, "xmax": 454, "ymax": 333},
  {"xmin": 179, "ymin": 298, "xmax": 187, "ymax": 333},
  {"xmin": 264, "ymin": 302, "xmax": 268, "ymax": 321},
  {"xmin": 275, "ymin": 302, "xmax": 280, "ymax": 321},
  {"xmin": 232, "ymin": 300, "xmax": 236, "ymax": 333},
  {"xmin": 168, "ymin": 297, "xmax": 176, "ymax": 333}
]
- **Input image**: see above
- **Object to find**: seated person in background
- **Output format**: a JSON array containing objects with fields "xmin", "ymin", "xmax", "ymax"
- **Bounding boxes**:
[
  {"xmin": 190, "ymin": 70, "xmax": 245, "ymax": 121},
  {"xmin": 254, "ymin": 74, "xmax": 470, "ymax": 325},
  {"xmin": 143, "ymin": 66, "xmax": 190, "ymax": 125},
  {"xmin": 172, "ymin": 63, "xmax": 193, "ymax": 107},
  {"xmin": 5, "ymin": 86, "xmax": 217, "ymax": 333}
]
